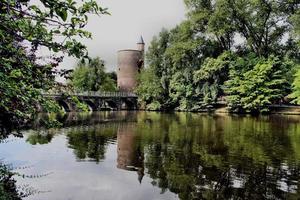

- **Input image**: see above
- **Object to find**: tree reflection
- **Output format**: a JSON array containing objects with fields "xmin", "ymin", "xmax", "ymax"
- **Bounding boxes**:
[
  {"xmin": 24, "ymin": 112, "xmax": 300, "ymax": 199},
  {"xmin": 66, "ymin": 125, "xmax": 117, "ymax": 163},
  {"xmin": 61, "ymin": 112, "xmax": 300, "ymax": 199},
  {"xmin": 0, "ymin": 163, "xmax": 21, "ymax": 200},
  {"xmin": 26, "ymin": 130, "xmax": 54, "ymax": 145},
  {"xmin": 0, "ymin": 136, "xmax": 34, "ymax": 199},
  {"xmin": 0, "ymin": 126, "xmax": 22, "ymax": 200},
  {"xmin": 136, "ymin": 113, "xmax": 300, "ymax": 199}
]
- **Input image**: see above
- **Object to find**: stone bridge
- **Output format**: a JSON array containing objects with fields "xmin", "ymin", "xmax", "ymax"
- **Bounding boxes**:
[{"xmin": 42, "ymin": 91, "xmax": 138, "ymax": 112}]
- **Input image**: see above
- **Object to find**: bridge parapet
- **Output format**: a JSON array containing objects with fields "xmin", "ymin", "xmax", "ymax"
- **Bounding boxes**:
[
  {"xmin": 42, "ymin": 91, "xmax": 137, "ymax": 98},
  {"xmin": 40, "ymin": 91, "xmax": 138, "ymax": 112}
]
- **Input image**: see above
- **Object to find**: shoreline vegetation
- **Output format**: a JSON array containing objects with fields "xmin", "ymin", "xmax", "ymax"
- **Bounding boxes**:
[
  {"xmin": 135, "ymin": 1, "xmax": 300, "ymax": 114},
  {"xmin": 0, "ymin": 0, "xmax": 299, "ymax": 128},
  {"xmin": 138, "ymin": 104, "xmax": 300, "ymax": 115},
  {"xmin": 0, "ymin": 1, "xmax": 299, "ymax": 199},
  {"xmin": 0, "ymin": 0, "xmax": 108, "ymax": 128}
]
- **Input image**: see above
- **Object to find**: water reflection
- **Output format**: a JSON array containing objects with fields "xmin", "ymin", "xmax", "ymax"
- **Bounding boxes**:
[
  {"xmin": 26, "ymin": 130, "xmax": 55, "ymax": 145},
  {"xmin": 1, "ymin": 112, "xmax": 300, "ymax": 199},
  {"xmin": 0, "ymin": 162, "xmax": 22, "ymax": 199},
  {"xmin": 33, "ymin": 111, "xmax": 138, "ymax": 128},
  {"xmin": 67, "ymin": 125, "xmax": 117, "ymax": 163},
  {"xmin": 117, "ymin": 124, "xmax": 144, "ymax": 183}
]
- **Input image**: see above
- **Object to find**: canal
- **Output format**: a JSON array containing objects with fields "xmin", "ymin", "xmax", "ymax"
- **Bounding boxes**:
[{"xmin": 1, "ymin": 111, "xmax": 300, "ymax": 199}]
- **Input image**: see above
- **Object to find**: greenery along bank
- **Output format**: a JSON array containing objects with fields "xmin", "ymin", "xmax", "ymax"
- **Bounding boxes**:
[
  {"xmin": 0, "ymin": 0, "xmax": 107, "ymax": 126},
  {"xmin": 136, "ymin": 0, "xmax": 300, "ymax": 113},
  {"xmin": 69, "ymin": 57, "xmax": 117, "ymax": 93},
  {"xmin": 1, "ymin": 0, "xmax": 300, "ymax": 129}
]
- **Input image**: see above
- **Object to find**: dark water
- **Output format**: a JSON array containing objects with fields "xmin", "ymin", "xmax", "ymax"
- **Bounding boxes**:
[{"xmin": 1, "ymin": 111, "xmax": 300, "ymax": 200}]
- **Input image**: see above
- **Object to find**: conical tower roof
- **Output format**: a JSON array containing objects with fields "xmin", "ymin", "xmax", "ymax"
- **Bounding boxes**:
[{"xmin": 137, "ymin": 36, "xmax": 145, "ymax": 44}]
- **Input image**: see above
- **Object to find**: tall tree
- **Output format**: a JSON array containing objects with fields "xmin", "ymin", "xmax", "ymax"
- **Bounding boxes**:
[
  {"xmin": 225, "ymin": 56, "xmax": 293, "ymax": 113},
  {"xmin": 136, "ymin": 67, "xmax": 164, "ymax": 110},
  {"xmin": 194, "ymin": 52, "xmax": 234, "ymax": 105},
  {"xmin": 70, "ymin": 57, "xmax": 117, "ymax": 92},
  {"xmin": 185, "ymin": 0, "xmax": 299, "ymax": 56},
  {"xmin": 290, "ymin": 68, "xmax": 300, "ymax": 104},
  {"xmin": 0, "ymin": 0, "xmax": 108, "ymax": 125},
  {"xmin": 138, "ymin": 0, "xmax": 299, "ymax": 112},
  {"xmin": 291, "ymin": 10, "xmax": 300, "ymax": 46}
]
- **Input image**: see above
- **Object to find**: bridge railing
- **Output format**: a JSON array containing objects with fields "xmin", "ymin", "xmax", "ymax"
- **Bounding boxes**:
[
  {"xmin": 75, "ymin": 91, "xmax": 137, "ymax": 97},
  {"xmin": 42, "ymin": 91, "xmax": 137, "ymax": 98}
]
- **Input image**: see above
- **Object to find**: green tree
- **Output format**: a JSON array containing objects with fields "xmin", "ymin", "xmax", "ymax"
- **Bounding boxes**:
[
  {"xmin": 194, "ymin": 52, "xmax": 234, "ymax": 105},
  {"xmin": 136, "ymin": 68, "xmax": 164, "ymax": 110},
  {"xmin": 290, "ymin": 68, "xmax": 300, "ymax": 104},
  {"xmin": 0, "ymin": 0, "xmax": 107, "ymax": 125},
  {"xmin": 168, "ymin": 70, "xmax": 195, "ymax": 111},
  {"xmin": 138, "ymin": 21, "xmax": 222, "ymax": 111},
  {"xmin": 137, "ymin": 29, "xmax": 173, "ymax": 110},
  {"xmin": 185, "ymin": 0, "xmax": 299, "ymax": 56},
  {"xmin": 70, "ymin": 57, "xmax": 117, "ymax": 92},
  {"xmin": 138, "ymin": 0, "xmax": 299, "ymax": 112},
  {"xmin": 225, "ymin": 56, "xmax": 293, "ymax": 113},
  {"xmin": 291, "ymin": 10, "xmax": 300, "ymax": 46}
]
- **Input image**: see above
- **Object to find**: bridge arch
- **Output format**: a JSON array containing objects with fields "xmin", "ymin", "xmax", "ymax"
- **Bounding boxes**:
[
  {"xmin": 122, "ymin": 99, "xmax": 137, "ymax": 110},
  {"xmin": 42, "ymin": 92, "xmax": 138, "ymax": 112},
  {"xmin": 57, "ymin": 100, "xmax": 72, "ymax": 112},
  {"xmin": 105, "ymin": 100, "xmax": 119, "ymax": 110},
  {"xmin": 82, "ymin": 99, "xmax": 97, "ymax": 111},
  {"xmin": 104, "ymin": 99, "xmax": 119, "ymax": 110}
]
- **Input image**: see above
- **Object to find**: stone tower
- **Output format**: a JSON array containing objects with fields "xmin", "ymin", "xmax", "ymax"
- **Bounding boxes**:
[
  {"xmin": 137, "ymin": 36, "xmax": 145, "ymax": 53},
  {"xmin": 117, "ymin": 36, "xmax": 145, "ymax": 92}
]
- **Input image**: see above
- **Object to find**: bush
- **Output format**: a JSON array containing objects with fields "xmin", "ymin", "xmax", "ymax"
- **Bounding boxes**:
[
  {"xmin": 71, "ymin": 96, "xmax": 89, "ymax": 112},
  {"xmin": 225, "ymin": 56, "xmax": 292, "ymax": 113}
]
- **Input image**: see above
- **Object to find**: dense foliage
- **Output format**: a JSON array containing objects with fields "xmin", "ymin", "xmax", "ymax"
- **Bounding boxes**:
[
  {"xmin": 69, "ymin": 57, "xmax": 117, "ymax": 92},
  {"xmin": 225, "ymin": 56, "xmax": 293, "ymax": 113},
  {"xmin": 0, "ymin": 163, "xmax": 21, "ymax": 200},
  {"xmin": 290, "ymin": 69, "xmax": 300, "ymax": 104},
  {"xmin": 0, "ymin": 0, "xmax": 107, "ymax": 126},
  {"xmin": 137, "ymin": 0, "xmax": 300, "ymax": 113}
]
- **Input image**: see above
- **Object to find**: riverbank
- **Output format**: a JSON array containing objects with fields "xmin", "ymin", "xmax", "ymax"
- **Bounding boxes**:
[{"xmin": 214, "ymin": 104, "xmax": 300, "ymax": 115}]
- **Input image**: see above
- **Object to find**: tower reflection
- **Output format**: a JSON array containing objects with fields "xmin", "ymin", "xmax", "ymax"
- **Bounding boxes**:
[{"xmin": 117, "ymin": 124, "xmax": 144, "ymax": 183}]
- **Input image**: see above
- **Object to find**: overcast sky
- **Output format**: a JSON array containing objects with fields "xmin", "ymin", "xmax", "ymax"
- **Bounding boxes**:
[{"xmin": 60, "ymin": 0, "xmax": 186, "ymax": 74}]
